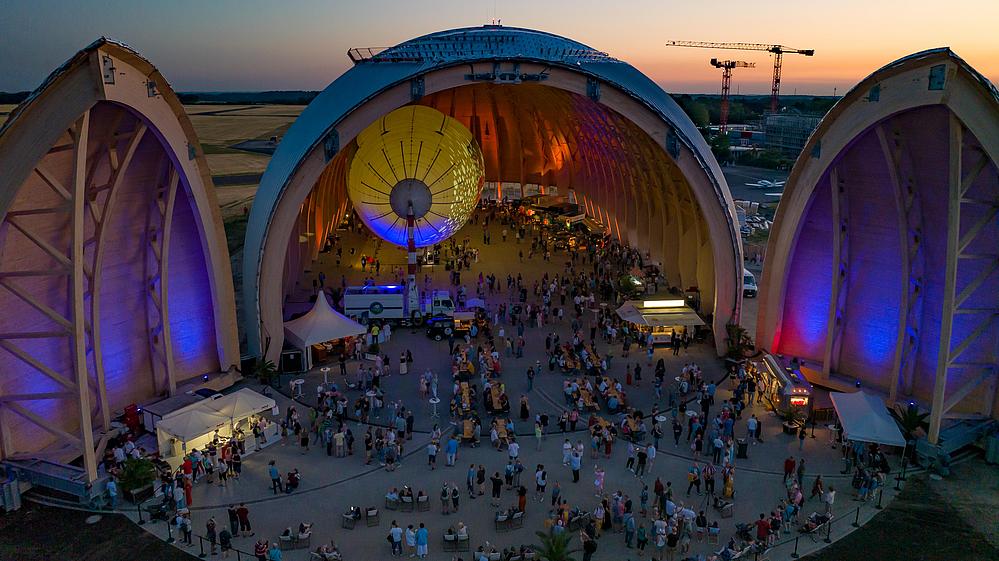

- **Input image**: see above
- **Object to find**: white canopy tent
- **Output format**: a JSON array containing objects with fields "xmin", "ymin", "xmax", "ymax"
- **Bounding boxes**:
[
  {"xmin": 155, "ymin": 388, "xmax": 278, "ymax": 468},
  {"xmin": 200, "ymin": 388, "xmax": 276, "ymax": 424},
  {"xmin": 156, "ymin": 409, "xmax": 229, "ymax": 461},
  {"xmin": 616, "ymin": 300, "xmax": 705, "ymax": 327},
  {"xmin": 284, "ymin": 293, "xmax": 367, "ymax": 370},
  {"xmin": 829, "ymin": 390, "xmax": 906, "ymax": 447}
]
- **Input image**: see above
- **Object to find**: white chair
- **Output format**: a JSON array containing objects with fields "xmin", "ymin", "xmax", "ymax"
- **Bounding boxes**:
[
  {"xmin": 488, "ymin": 552, "xmax": 502, "ymax": 561},
  {"xmin": 442, "ymin": 533, "xmax": 458, "ymax": 552}
]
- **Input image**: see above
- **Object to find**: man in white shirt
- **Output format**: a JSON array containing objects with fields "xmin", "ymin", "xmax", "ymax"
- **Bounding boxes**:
[{"xmin": 508, "ymin": 440, "xmax": 520, "ymax": 461}]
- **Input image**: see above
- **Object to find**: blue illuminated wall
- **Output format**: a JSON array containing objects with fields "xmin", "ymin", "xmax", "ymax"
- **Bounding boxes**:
[{"xmin": 773, "ymin": 104, "xmax": 998, "ymax": 411}]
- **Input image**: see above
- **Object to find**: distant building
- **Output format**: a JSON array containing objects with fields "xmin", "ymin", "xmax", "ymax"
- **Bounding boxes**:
[{"xmin": 761, "ymin": 110, "xmax": 823, "ymax": 156}]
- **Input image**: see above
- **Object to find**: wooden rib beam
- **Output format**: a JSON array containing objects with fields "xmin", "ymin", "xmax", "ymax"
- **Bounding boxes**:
[
  {"xmin": 33, "ymin": 163, "xmax": 72, "ymax": 200},
  {"xmin": 928, "ymin": 114, "xmax": 963, "ymax": 445},
  {"xmin": 0, "ymin": 279, "xmax": 73, "ymax": 331},
  {"xmin": 0, "ymin": 340, "xmax": 74, "ymax": 389},
  {"xmin": 878, "ymin": 126, "xmax": 909, "ymax": 403},
  {"xmin": 89, "ymin": 122, "xmax": 147, "ymax": 431},
  {"xmin": 5, "ymin": 401, "xmax": 82, "ymax": 447},
  {"xmin": 955, "ymin": 260, "xmax": 998, "ymax": 309},
  {"xmin": 822, "ymin": 167, "xmax": 845, "ymax": 378},
  {"xmin": 0, "ymin": 392, "xmax": 74, "ymax": 402},
  {"xmin": 948, "ymin": 315, "xmax": 995, "ymax": 364},
  {"xmin": 5, "ymin": 218, "xmax": 72, "ymax": 267},
  {"xmin": 70, "ymin": 110, "xmax": 98, "ymax": 482},
  {"xmin": 942, "ymin": 368, "xmax": 996, "ymax": 413}
]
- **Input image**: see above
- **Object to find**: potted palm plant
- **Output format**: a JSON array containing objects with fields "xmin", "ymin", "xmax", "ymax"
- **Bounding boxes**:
[
  {"xmin": 254, "ymin": 358, "xmax": 277, "ymax": 387},
  {"xmin": 725, "ymin": 323, "xmax": 754, "ymax": 359},
  {"xmin": 119, "ymin": 457, "xmax": 157, "ymax": 503},
  {"xmin": 532, "ymin": 530, "xmax": 579, "ymax": 561}
]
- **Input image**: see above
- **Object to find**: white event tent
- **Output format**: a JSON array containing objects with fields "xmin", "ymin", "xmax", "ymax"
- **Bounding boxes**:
[
  {"xmin": 155, "ymin": 388, "xmax": 277, "ymax": 468},
  {"xmin": 829, "ymin": 390, "xmax": 906, "ymax": 447},
  {"xmin": 284, "ymin": 293, "xmax": 367, "ymax": 370}
]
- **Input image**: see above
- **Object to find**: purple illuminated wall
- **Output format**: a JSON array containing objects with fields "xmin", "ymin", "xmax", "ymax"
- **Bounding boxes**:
[{"xmin": 775, "ymin": 104, "xmax": 998, "ymax": 410}]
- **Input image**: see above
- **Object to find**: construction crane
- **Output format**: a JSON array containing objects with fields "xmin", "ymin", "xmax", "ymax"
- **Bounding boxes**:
[
  {"xmin": 710, "ymin": 59, "xmax": 755, "ymax": 134},
  {"xmin": 668, "ymin": 41, "xmax": 814, "ymax": 112}
]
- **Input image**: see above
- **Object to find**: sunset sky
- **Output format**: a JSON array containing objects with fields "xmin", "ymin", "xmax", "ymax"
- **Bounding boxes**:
[{"xmin": 3, "ymin": 0, "xmax": 997, "ymax": 95}]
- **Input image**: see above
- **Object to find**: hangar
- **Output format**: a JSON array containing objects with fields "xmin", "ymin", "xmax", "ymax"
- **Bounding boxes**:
[
  {"xmin": 243, "ymin": 26, "xmax": 744, "ymax": 360},
  {"xmin": 757, "ymin": 49, "xmax": 999, "ymax": 444},
  {"xmin": 0, "ymin": 39, "xmax": 239, "ymax": 480}
]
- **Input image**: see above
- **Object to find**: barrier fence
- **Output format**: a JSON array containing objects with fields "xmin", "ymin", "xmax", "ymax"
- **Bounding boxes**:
[{"xmin": 742, "ymin": 484, "xmax": 889, "ymax": 560}]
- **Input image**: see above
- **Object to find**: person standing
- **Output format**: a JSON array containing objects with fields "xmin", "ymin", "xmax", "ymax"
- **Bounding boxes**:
[
  {"xmin": 445, "ymin": 435, "xmax": 459, "ymax": 467},
  {"xmin": 206, "ymin": 516, "xmax": 218, "ymax": 556},
  {"xmin": 635, "ymin": 446, "xmax": 648, "ymax": 477},
  {"xmin": 783, "ymin": 456, "xmax": 796, "ymax": 484},
  {"xmin": 593, "ymin": 465, "xmax": 605, "ymax": 497},
  {"xmin": 672, "ymin": 419, "xmax": 683, "ymax": 447},
  {"xmin": 415, "ymin": 522, "xmax": 429, "ymax": 558},
  {"xmin": 236, "ymin": 503, "xmax": 254, "ymax": 537},
  {"xmin": 534, "ymin": 464, "xmax": 547, "ymax": 501},
  {"xmin": 570, "ymin": 450, "xmax": 582, "ymax": 483},
  {"xmin": 427, "ymin": 440, "xmax": 438, "ymax": 470},
  {"xmin": 268, "ymin": 460, "xmax": 283, "ymax": 494},
  {"xmin": 490, "ymin": 472, "xmax": 504, "ymax": 506},
  {"xmin": 466, "ymin": 464, "xmax": 476, "ymax": 498},
  {"xmin": 405, "ymin": 525, "xmax": 417, "ymax": 556},
  {"xmin": 106, "ymin": 476, "xmax": 118, "ymax": 510},
  {"xmin": 388, "ymin": 520, "xmax": 403, "ymax": 556},
  {"xmin": 227, "ymin": 505, "xmax": 239, "ymax": 536}
]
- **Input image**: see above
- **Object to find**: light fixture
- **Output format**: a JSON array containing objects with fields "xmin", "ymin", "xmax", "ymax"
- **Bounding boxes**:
[{"xmin": 643, "ymin": 300, "xmax": 685, "ymax": 308}]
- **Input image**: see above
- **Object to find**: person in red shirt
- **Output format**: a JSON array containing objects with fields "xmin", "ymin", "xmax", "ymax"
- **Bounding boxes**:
[
  {"xmin": 783, "ymin": 456, "xmax": 796, "ymax": 483},
  {"xmin": 755, "ymin": 513, "xmax": 771, "ymax": 541}
]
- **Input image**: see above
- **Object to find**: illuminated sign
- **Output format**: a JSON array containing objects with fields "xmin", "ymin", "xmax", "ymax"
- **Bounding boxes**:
[
  {"xmin": 643, "ymin": 300, "xmax": 685, "ymax": 308},
  {"xmin": 789, "ymin": 396, "xmax": 809, "ymax": 407}
]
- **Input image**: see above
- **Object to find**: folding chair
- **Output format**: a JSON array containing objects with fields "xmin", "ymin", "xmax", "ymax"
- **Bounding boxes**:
[
  {"xmin": 365, "ymin": 507, "xmax": 380, "ymax": 527},
  {"xmin": 510, "ymin": 511, "xmax": 525, "ymax": 529},
  {"xmin": 417, "ymin": 494, "xmax": 430, "ymax": 511}
]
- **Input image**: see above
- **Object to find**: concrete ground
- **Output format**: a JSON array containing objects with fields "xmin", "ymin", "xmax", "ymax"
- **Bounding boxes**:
[{"xmin": 131, "ymin": 212, "xmax": 899, "ymax": 561}]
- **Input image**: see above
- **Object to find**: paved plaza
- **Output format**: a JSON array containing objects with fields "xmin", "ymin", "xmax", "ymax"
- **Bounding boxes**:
[{"xmin": 132, "ymin": 213, "xmax": 900, "ymax": 561}]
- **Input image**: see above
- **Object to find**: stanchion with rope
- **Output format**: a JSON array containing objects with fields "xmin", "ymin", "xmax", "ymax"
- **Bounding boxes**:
[
  {"xmin": 790, "ymin": 536, "xmax": 800, "ymax": 559},
  {"xmin": 166, "ymin": 517, "xmax": 175, "ymax": 544},
  {"xmin": 876, "ymin": 485, "xmax": 884, "ymax": 510},
  {"xmin": 823, "ymin": 516, "xmax": 833, "ymax": 543},
  {"xmin": 136, "ymin": 502, "xmax": 145, "ymax": 525},
  {"xmin": 852, "ymin": 506, "xmax": 861, "ymax": 528},
  {"xmin": 199, "ymin": 535, "xmax": 206, "ymax": 558}
]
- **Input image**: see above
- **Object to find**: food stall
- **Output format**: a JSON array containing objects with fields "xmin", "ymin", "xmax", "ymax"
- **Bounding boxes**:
[
  {"xmin": 615, "ymin": 299, "xmax": 705, "ymax": 344},
  {"xmin": 155, "ymin": 388, "xmax": 278, "ymax": 469},
  {"xmin": 284, "ymin": 292, "xmax": 367, "ymax": 370},
  {"xmin": 747, "ymin": 352, "xmax": 813, "ymax": 414}
]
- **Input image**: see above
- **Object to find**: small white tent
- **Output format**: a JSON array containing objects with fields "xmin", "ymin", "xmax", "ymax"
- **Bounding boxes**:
[
  {"xmin": 284, "ymin": 293, "xmax": 367, "ymax": 369},
  {"xmin": 201, "ymin": 388, "xmax": 276, "ymax": 423},
  {"xmin": 156, "ymin": 409, "xmax": 229, "ymax": 458},
  {"xmin": 829, "ymin": 390, "xmax": 906, "ymax": 447}
]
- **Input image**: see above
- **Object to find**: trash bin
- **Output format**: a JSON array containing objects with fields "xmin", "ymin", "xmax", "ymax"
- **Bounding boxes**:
[{"xmin": 736, "ymin": 438, "xmax": 748, "ymax": 459}]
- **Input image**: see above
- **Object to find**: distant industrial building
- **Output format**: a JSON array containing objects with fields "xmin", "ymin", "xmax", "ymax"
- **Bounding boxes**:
[{"xmin": 762, "ymin": 110, "xmax": 823, "ymax": 156}]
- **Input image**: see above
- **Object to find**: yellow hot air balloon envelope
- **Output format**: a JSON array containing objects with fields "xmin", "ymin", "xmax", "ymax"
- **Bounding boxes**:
[{"xmin": 347, "ymin": 105, "xmax": 485, "ymax": 247}]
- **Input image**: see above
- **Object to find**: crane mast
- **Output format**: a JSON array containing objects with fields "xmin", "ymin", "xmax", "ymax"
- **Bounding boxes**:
[{"xmin": 710, "ymin": 59, "xmax": 755, "ymax": 134}]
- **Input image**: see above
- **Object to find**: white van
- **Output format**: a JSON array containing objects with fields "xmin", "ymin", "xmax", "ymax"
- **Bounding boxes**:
[{"xmin": 743, "ymin": 268, "xmax": 758, "ymax": 298}]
